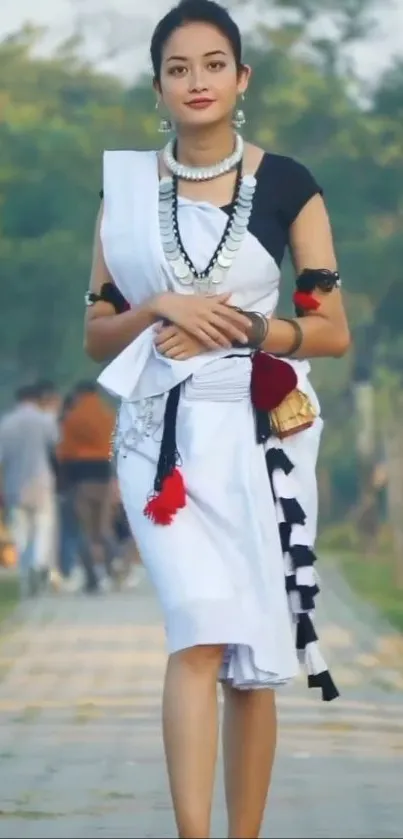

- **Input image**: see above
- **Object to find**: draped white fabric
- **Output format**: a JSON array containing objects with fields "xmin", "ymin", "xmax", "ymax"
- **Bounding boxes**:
[{"xmin": 98, "ymin": 150, "xmax": 326, "ymax": 692}]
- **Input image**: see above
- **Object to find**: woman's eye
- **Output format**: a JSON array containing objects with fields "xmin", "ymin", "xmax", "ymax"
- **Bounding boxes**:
[
  {"xmin": 169, "ymin": 66, "xmax": 187, "ymax": 76},
  {"xmin": 208, "ymin": 61, "xmax": 226, "ymax": 71}
]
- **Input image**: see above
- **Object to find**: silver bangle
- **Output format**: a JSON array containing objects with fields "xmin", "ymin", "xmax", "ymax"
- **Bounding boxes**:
[
  {"xmin": 231, "ymin": 310, "xmax": 269, "ymax": 349},
  {"xmin": 247, "ymin": 311, "xmax": 269, "ymax": 348}
]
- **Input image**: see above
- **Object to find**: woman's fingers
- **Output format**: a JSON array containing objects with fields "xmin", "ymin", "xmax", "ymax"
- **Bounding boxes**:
[
  {"xmin": 209, "ymin": 313, "xmax": 249, "ymax": 344},
  {"xmin": 216, "ymin": 304, "xmax": 253, "ymax": 330},
  {"xmin": 156, "ymin": 337, "xmax": 181, "ymax": 354},
  {"xmin": 155, "ymin": 299, "xmax": 255, "ymax": 352},
  {"xmin": 154, "ymin": 325, "xmax": 177, "ymax": 345},
  {"xmin": 214, "ymin": 293, "xmax": 232, "ymax": 303},
  {"xmin": 194, "ymin": 322, "xmax": 232, "ymax": 348}
]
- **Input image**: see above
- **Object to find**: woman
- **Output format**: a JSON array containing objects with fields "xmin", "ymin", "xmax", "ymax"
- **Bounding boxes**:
[{"xmin": 85, "ymin": 0, "xmax": 350, "ymax": 835}]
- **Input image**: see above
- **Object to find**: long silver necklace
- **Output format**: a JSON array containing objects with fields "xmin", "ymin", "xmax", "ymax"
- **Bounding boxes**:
[
  {"xmin": 159, "ymin": 143, "xmax": 256, "ymax": 294},
  {"xmin": 163, "ymin": 133, "xmax": 244, "ymax": 181}
]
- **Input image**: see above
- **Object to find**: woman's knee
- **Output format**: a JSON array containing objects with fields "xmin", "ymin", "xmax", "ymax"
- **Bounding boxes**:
[{"xmin": 170, "ymin": 644, "xmax": 225, "ymax": 678}]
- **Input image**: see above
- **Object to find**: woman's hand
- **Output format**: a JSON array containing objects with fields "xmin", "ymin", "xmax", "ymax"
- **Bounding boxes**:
[
  {"xmin": 151, "ymin": 292, "xmax": 251, "ymax": 350},
  {"xmin": 154, "ymin": 324, "xmax": 206, "ymax": 360}
]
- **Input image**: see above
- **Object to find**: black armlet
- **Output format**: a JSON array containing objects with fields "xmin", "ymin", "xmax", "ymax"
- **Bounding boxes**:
[
  {"xmin": 296, "ymin": 268, "xmax": 341, "ymax": 293},
  {"xmin": 100, "ymin": 282, "xmax": 128, "ymax": 313},
  {"xmin": 84, "ymin": 282, "xmax": 129, "ymax": 314}
]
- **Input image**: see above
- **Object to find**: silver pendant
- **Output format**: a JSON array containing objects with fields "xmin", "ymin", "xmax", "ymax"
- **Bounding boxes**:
[
  {"xmin": 236, "ymin": 206, "xmax": 251, "ymax": 219},
  {"xmin": 217, "ymin": 251, "xmax": 233, "ymax": 269},
  {"xmin": 230, "ymin": 225, "xmax": 246, "ymax": 238},
  {"xmin": 160, "ymin": 177, "xmax": 174, "ymax": 193},
  {"xmin": 164, "ymin": 240, "xmax": 179, "ymax": 254},
  {"xmin": 173, "ymin": 260, "xmax": 192, "ymax": 281},
  {"xmin": 242, "ymin": 174, "xmax": 256, "ymax": 188},
  {"xmin": 210, "ymin": 267, "xmax": 225, "ymax": 285},
  {"xmin": 225, "ymin": 237, "xmax": 241, "ymax": 252}
]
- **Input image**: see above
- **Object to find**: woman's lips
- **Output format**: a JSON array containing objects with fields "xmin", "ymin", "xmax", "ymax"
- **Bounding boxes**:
[{"xmin": 185, "ymin": 99, "xmax": 215, "ymax": 109}]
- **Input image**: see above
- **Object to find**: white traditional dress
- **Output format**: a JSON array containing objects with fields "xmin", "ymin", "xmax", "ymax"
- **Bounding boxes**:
[{"xmin": 98, "ymin": 148, "xmax": 338, "ymax": 700}]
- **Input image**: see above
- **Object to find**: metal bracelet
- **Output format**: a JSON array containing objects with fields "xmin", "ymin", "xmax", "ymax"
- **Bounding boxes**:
[
  {"xmin": 231, "ymin": 310, "xmax": 269, "ymax": 349},
  {"xmin": 276, "ymin": 318, "xmax": 304, "ymax": 358},
  {"xmin": 247, "ymin": 311, "xmax": 269, "ymax": 348}
]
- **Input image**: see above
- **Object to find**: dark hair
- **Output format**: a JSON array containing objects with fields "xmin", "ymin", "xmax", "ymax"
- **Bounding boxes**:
[
  {"xmin": 34, "ymin": 378, "xmax": 57, "ymax": 399},
  {"xmin": 73, "ymin": 380, "xmax": 98, "ymax": 395},
  {"xmin": 150, "ymin": 0, "xmax": 242, "ymax": 82},
  {"xmin": 15, "ymin": 384, "xmax": 37, "ymax": 402},
  {"xmin": 61, "ymin": 391, "xmax": 77, "ymax": 416}
]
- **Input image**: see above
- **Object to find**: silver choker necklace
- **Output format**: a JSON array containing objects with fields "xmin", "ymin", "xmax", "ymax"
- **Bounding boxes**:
[{"xmin": 162, "ymin": 133, "xmax": 244, "ymax": 181}]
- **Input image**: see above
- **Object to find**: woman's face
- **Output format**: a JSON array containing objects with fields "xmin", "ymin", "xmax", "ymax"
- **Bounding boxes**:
[{"xmin": 156, "ymin": 21, "xmax": 250, "ymax": 129}]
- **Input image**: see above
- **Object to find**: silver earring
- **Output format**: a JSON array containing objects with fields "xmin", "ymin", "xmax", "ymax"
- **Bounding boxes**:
[
  {"xmin": 155, "ymin": 101, "xmax": 172, "ymax": 133},
  {"xmin": 233, "ymin": 94, "xmax": 246, "ymax": 129}
]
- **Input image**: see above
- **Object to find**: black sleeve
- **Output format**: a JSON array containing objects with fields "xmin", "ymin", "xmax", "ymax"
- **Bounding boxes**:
[
  {"xmin": 279, "ymin": 157, "xmax": 323, "ymax": 227},
  {"xmin": 99, "ymin": 188, "xmax": 104, "ymax": 200}
]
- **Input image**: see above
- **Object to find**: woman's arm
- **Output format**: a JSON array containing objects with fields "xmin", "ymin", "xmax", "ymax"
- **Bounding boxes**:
[
  {"xmin": 260, "ymin": 194, "xmax": 351, "ymax": 358},
  {"xmin": 85, "ymin": 204, "xmax": 254, "ymax": 362},
  {"xmin": 84, "ymin": 204, "xmax": 160, "ymax": 362}
]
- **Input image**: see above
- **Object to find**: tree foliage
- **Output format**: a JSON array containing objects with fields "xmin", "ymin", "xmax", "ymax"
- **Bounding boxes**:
[{"xmin": 0, "ymin": 4, "xmax": 402, "ymax": 509}]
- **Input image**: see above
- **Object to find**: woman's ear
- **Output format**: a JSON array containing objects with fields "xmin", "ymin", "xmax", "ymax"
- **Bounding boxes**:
[{"xmin": 238, "ymin": 64, "xmax": 252, "ymax": 96}]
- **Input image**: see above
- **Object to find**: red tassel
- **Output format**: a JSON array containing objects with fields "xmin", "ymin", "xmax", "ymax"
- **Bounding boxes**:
[
  {"xmin": 144, "ymin": 467, "xmax": 186, "ymax": 526},
  {"xmin": 163, "ymin": 468, "xmax": 186, "ymax": 508},
  {"xmin": 251, "ymin": 352, "xmax": 297, "ymax": 411},
  {"xmin": 293, "ymin": 291, "xmax": 320, "ymax": 312},
  {"xmin": 143, "ymin": 498, "xmax": 175, "ymax": 525}
]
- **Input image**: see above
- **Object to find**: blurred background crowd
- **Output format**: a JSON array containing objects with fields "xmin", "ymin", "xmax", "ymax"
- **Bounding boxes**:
[{"xmin": 0, "ymin": 377, "xmax": 141, "ymax": 596}]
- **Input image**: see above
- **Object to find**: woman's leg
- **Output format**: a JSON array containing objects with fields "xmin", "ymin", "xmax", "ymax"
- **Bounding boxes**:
[
  {"xmin": 222, "ymin": 684, "xmax": 277, "ymax": 839},
  {"xmin": 71, "ymin": 483, "xmax": 99, "ymax": 591},
  {"xmin": 163, "ymin": 644, "xmax": 225, "ymax": 838}
]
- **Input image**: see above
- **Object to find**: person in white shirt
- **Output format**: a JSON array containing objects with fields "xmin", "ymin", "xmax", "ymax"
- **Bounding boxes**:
[{"xmin": 0, "ymin": 383, "xmax": 60, "ymax": 596}]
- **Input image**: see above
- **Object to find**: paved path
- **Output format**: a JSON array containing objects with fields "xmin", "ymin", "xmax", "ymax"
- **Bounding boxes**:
[{"xmin": 0, "ymin": 563, "xmax": 402, "ymax": 838}]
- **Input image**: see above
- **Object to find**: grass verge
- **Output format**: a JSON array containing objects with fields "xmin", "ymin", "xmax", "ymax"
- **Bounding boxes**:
[
  {"xmin": 334, "ymin": 551, "xmax": 403, "ymax": 633},
  {"xmin": 0, "ymin": 574, "xmax": 19, "ymax": 626},
  {"xmin": 319, "ymin": 524, "xmax": 403, "ymax": 632}
]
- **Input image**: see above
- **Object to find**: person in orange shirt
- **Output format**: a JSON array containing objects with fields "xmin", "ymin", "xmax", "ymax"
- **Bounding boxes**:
[{"xmin": 57, "ymin": 381, "xmax": 116, "ymax": 593}]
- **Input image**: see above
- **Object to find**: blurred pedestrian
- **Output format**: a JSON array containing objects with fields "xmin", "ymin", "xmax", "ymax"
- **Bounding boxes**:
[
  {"xmin": 111, "ymin": 478, "xmax": 144, "ymax": 589},
  {"xmin": 34, "ymin": 378, "xmax": 64, "ymax": 589},
  {"xmin": 0, "ymin": 383, "xmax": 59, "ymax": 596},
  {"xmin": 57, "ymin": 380, "xmax": 116, "ymax": 593},
  {"xmin": 35, "ymin": 378, "xmax": 62, "ymax": 418},
  {"xmin": 55, "ymin": 390, "xmax": 83, "ymax": 591}
]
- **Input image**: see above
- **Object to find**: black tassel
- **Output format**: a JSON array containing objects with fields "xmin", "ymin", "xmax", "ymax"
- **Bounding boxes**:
[
  {"xmin": 290, "ymin": 544, "xmax": 316, "ymax": 569},
  {"xmin": 296, "ymin": 613, "xmax": 318, "ymax": 650},
  {"xmin": 154, "ymin": 385, "xmax": 181, "ymax": 493},
  {"xmin": 299, "ymin": 584, "xmax": 320, "ymax": 611},
  {"xmin": 285, "ymin": 574, "xmax": 296, "ymax": 593},
  {"xmin": 255, "ymin": 408, "xmax": 271, "ymax": 444},
  {"xmin": 279, "ymin": 521, "xmax": 291, "ymax": 553},
  {"xmin": 280, "ymin": 497, "xmax": 306, "ymax": 525},
  {"xmin": 308, "ymin": 671, "xmax": 340, "ymax": 702},
  {"xmin": 265, "ymin": 447, "xmax": 294, "ymax": 478}
]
